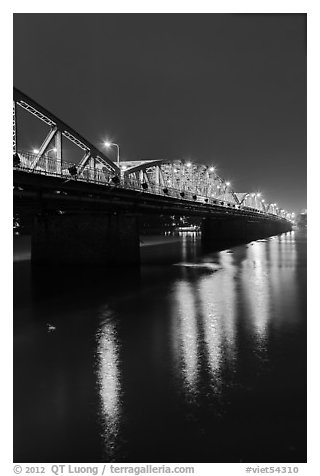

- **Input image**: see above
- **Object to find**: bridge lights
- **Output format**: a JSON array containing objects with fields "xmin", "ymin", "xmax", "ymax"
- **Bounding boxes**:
[
  {"xmin": 186, "ymin": 162, "xmax": 192, "ymax": 168},
  {"xmin": 226, "ymin": 181, "xmax": 230, "ymax": 187},
  {"xmin": 33, "ymin": 147, "xmax": 57, "ymax": 155},
  {"xmin": 209, "ymin": 166, "xmax": 215, "ymax": 172},
  {"xmin": 104, "ymin": 141, "xmax": 120, "ymax": 166}
]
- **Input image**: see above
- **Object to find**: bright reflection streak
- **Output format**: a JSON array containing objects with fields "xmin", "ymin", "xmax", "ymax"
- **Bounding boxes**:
[
  {"xmin": 198, "ymin": 274, "xmax": 222, "ymax": 379},
  {"xmin": 96, "ymin": 313, "xmax": 121, "ymax": 456},
  {"xmin": 218, "ymin": 251, "xmax": 237, "ymax": 362},
  {"xmin": 242, "ymin": 241, "xmax": 270, "ymax": 341},
  {"xmin": 269, "ymin": 232, "xmax": 298, "ymax": 328},
  {"xmin": 172, "ymin": 280, "xmax": 199, "ymax": 396},
  {"xmin": 181, "ymin": 233, "xmax": 187, "ymax": 261},
  {"xmin": 198, "ymin": 250, "xmax": 237, "ymax": 387}
]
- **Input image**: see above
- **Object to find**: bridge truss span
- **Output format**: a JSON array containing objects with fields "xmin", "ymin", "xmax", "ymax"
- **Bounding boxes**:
[
  {"xmin": 123, "ymin": 158, "xmax": 240, "ymax": 207},
  {"xmin": 13, "ymin": 87, "xmax": 120, "ymax": 182},
  {"xmin": 13, "ymin": 88, "xmax": 294, "ymax": 224}
]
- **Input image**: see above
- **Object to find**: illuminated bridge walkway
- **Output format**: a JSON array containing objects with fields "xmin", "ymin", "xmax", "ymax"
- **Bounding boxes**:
[{"xmin": 13, "ymin": 88, "xmax": 293, "ymax": 266}]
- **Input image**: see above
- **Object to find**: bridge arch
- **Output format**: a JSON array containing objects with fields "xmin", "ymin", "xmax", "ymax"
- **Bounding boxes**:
[
  {"xmin": 13, "ymin": 87, "xmax": 119, "ymax": 180},
  {"xmin": 123, "ymin": 158, "xmax": 240, "ymax": 205},
  {"xmin": 237, "ymin": 192, "xmax": 268, "ymax": 212},
  {"xmin": 12, "ymin": 88, "xmax": 291, "ymax": 220}
]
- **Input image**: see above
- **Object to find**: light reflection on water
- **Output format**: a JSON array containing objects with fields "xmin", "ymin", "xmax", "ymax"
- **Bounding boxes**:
[
  {"xmin": 172, "ymin": 279, "xmax": 199, "ymax": 396},
  {"xmin": 269, "ymin": 232, "xmax": 299, "ymax": 329},
  {"xmin": 242, "ymin": 240, "xmax": 271, "ymax": 346},
  {"xmin": 96, "ymin": 310, "xmax": 121, "ymax": 459},
  {"xmin": 14, "ymin": 230, "xmax": 306, "ymax": 462},
  {"xmin": 197, "ymin": 250, "xmax": 237, "ymax": 387}
]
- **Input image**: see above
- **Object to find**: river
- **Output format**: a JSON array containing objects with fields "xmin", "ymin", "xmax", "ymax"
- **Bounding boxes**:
[{"xmin": 13, "ymin": 230, "xmax": 307, "ymax": 463}]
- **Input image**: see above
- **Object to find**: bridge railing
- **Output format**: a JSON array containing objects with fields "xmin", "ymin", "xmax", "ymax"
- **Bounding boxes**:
[{"xmin": 14, "ymin": 150, "xmax": 281, "ymax": 219}]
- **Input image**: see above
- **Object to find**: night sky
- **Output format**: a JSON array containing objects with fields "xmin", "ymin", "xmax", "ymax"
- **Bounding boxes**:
[{"xmin": 13, "ymin": 13, "xmax": 306, "ymax": 212}]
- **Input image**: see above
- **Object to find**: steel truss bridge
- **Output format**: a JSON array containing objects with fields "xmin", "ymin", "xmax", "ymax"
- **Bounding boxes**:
[{"xmin": 13, "ymin": 88, "xmax": 293, "ymax": 222}]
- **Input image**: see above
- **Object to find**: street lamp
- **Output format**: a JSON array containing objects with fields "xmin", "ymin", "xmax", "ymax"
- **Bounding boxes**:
[
  {"xmin": 45, "ymin": 147, "xmax": 57, "ymax": 173},
  {"xmin": 33, "ymin": 147, "xmax": 57, "ymax": 155},
  {"xmin": 104, "ymin": 141, "xmax": 120, "ymax": 166},
  {"xmin": 224, "ymin": 181, "xmax": 231, "ymax": 201}
]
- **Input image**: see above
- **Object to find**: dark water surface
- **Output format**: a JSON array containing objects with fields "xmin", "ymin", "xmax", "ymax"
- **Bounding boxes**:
[{"xmin": 13, "ymin": 231, "xmax": 307, "ymax": 463}]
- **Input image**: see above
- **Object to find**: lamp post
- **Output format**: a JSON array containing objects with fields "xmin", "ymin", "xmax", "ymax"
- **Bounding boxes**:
[
  {"xmin": 45, "ymin": 147, "xmax": 57, "ymax": 173},
  {"xmin": 256, "ymin": 193, "xmax": 261, "ymax": 210},
  {"xmin": 104, "ymin": 141, "xmax": 120, "ymax": 167},
  {"xmin": 225, "ymin": 181, "xmax": 230, "ymax": 201},
  {"xmin": 250, "ymin": 193, "xmax": 255, "ymax": 208}
]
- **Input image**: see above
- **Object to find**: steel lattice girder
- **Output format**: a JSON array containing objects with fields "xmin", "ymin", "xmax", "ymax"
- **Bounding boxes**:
[
  {"xmin": 124, "ymin": 158, "xmax": 240, "ymax": 203},
  {"xmin": 13, "ymin": 87, "xmax": 119, "ymax": 174}
]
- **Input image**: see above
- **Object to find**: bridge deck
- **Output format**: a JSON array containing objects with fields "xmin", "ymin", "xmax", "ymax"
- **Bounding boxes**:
[{"xmin": 13, "ymin": 168, "xmax": 289, "ymax": 224}]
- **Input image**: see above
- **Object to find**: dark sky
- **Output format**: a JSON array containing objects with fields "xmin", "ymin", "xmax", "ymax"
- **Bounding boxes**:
[{"xmin": 13, "ymin": 13, "xmax": 306, "ymax": 212}]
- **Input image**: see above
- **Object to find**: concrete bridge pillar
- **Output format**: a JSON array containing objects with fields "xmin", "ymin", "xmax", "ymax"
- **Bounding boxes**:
[{"xmin": 31, "ymin": 212, "xmax": 140, "ymax": 266}]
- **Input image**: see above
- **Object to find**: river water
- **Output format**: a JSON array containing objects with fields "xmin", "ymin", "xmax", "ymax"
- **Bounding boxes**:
[{"xmin": 13, "ymin": 230, "xmax": 307, "ymax": 463}]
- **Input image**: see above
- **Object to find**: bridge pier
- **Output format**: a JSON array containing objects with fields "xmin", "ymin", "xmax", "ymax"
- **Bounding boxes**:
[
  {"xmin": 201, "ymin": 216, "xmax": 292, "ymax": 248},
  {"xmin": 31, "ymin": 212, "xmax": 140, "ymax": 266}
]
